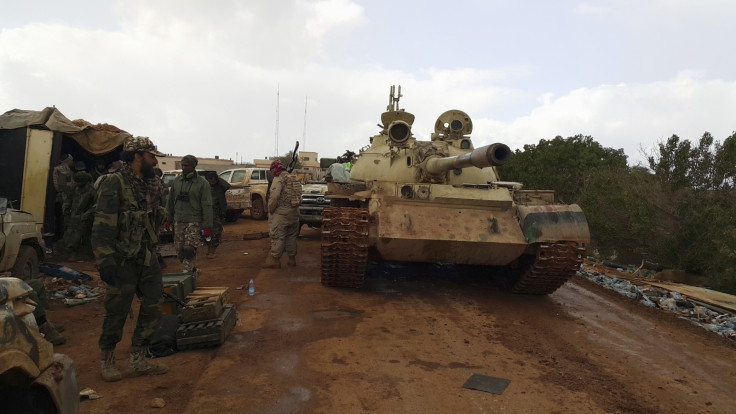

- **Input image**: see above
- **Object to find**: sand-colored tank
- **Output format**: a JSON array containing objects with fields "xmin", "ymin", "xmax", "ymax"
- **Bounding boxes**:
[{"xmin": 321, "ymin": 86, "xmax": 590, "ymax": 294}]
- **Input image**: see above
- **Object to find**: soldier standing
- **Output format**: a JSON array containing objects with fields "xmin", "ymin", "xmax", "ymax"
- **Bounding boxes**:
[
  {"xmin": 205, "ymin": 171, "xmax": 230, "ymax": 258},
  {"xmin": 52, "ymin": 154, "xmax": 74, "ymax": 238},
  {"xmin": 263, "ymin": 160, "xmax": 302, "ymax": 269},
  {"xmin": 166, "ymin": 155, "xmax": 213, "ymax": 272},
  {"xmin": 58, "ymin": 166, "xmax": 96, "ymax": 260},
  {"xmin": 92, "ymin": 136, "xmax": 169, "ymax": 382}
]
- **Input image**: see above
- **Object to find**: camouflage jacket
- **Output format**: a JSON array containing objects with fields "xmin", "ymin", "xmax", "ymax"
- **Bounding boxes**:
[
  {"xmin": 69, "ymin": 180, "xmax": 96, "ymax": 220},
  {"xmin": 52, "ymin": 164, "xmax": 73, "ymax": 203},
  {"xmin": 267, "ymin": 173, "xmax": 301, "ymax": 215},
  {"xmin": 91, "ymin": 171, "xmax": 166, "ymax": 268},
  {"xmin": 166, "ymin": 173, "xmax": 213, "ymax": 228}
]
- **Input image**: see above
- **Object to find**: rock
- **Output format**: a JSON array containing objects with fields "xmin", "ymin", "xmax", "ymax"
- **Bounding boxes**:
[{"xmin": 151, "ymin": 398, "xmax": 166, "ymax": 408}]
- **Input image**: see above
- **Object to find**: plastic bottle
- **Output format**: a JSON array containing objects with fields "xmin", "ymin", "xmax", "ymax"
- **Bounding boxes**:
[
  {"xmin": 201, "ymin": 229, "xmax": 212, "ymax": 242},
  {"xmin": 248, "ymin": 278, "xmax": 255, "ymax": 296}
]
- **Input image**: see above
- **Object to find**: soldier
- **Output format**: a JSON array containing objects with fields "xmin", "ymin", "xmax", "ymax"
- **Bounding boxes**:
[
  {"xmin": 166, "ymin": 155, "xmax": 212, "ymax": 272},
  {"xmin": 263, "ymin": 160, "xmax": 301, "ymax": 269},
  {"xmin": 92, "ymin": 136, "xmax": 169, "ymax": 382},
  {"xmin": 58, "ymin": 166, "xmax": 96, "ymax": 260},
  {"xmin": 204, "ymin": 171, "xmax": 231, "ymax": 258},
  {"xmin": 27, "ymin": 279, "xmax": 66, "ymax": 346},
  {"xmin": 52, "ymin": 154, "xmax": 74, "ymax": 237}
]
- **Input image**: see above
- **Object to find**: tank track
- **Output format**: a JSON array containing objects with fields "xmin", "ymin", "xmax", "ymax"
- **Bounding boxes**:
[
  {"xmin": 320, "ymin": 207, "xmax": 369, "ymax": 288},
  {"xmin": 511, "ymin": 242, "xmax": 585, "ymax": 295}
]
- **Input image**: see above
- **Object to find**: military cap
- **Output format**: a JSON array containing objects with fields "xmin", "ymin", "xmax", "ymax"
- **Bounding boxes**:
[
  {"xmin": 123, "ymin": 136, "xmax": 165, "ymax": 157},
  {"xmin": 181, "ymin": 154, "xmax": 198, "ymax": 166}
]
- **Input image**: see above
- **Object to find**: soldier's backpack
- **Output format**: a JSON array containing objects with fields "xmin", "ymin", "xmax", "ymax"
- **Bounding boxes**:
[{"xmin": 281, "ymin": 173, "xmax": 302, "ymax": 207}]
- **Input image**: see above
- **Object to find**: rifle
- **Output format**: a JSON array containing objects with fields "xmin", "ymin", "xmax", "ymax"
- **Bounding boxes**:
[
  {"xmin": 287, "ymin": 141, "xmax": 300, "ymax": 173},
  {"xmin": 163, "ymin": 291, "xmax": 190, "ymax": 309}
]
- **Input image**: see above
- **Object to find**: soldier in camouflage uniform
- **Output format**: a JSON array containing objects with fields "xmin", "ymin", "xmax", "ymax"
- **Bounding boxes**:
[
  {"xmin": 204, "ymin": 171, "xmax": 230, "ymax": 258},
  {"xmin": 166, "ymin": 155, "xmax": 213, "ymax": 272},
  {"xmin": 263, "ymin": 160, "xmax": 302, "ymax": 269},
  {"xmin": 91, "ymin": 136, "xmax": 169, "ymax": 382},
  {"xmin": 52, "ymin": 154, "xmax": 74, "ymax": 238},
  {"xmin": 58, "ymin": 166, "xmax": 96, "ymax": 260}
]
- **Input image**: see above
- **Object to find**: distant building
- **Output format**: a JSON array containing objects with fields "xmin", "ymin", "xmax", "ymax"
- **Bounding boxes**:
[{"xmin": 158, "ymin": 155, "xmax": 234, "ymax": 173}]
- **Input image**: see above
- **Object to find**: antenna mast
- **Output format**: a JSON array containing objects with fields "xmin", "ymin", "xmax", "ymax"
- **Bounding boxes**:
[{"xmin": 275, "ymin": 85, "xmax": 280, "ymax": 157}]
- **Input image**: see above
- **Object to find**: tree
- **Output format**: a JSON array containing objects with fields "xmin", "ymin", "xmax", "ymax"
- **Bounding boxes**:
[{"xmin": 498, "ymin": 134, "xmax": 628, "ymax": 203}]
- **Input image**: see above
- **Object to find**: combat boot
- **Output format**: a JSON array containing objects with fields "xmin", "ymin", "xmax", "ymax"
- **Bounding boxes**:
[
  {"xmin": 262, "ymin": 255, "xmax": 281, "ymax": 269},
  {"xmin": 206, "ymin": 246, "xmax": 217, "ymax": 259},
  {"xmin": 39, "ymin": 321, "xmax": 66, "ymax": 346},
  {"xmin": 101, "ymin": 350, "xmax": 122, "ymax": 382},
  {"xmin": 287, "ymin": 255, "xmax": 296, "ymax": 267},
  {"xmin": 129, "ymin": 347, "xmax": 169, "ymax": 376}
]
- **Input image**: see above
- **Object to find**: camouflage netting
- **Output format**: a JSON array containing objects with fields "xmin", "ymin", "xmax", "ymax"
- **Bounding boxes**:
[{"xmin": 0, "ymin": 107, "xmax": 132, "ymax": 155}]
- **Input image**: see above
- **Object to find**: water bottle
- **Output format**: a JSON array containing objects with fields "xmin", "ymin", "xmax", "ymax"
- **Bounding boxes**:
[
  {"xmin": 201, "ymin": 229, "xmax": 212, "ymax": 242},
  {"xmin": 248, "ymin": 278, "xmax": 255, "ymax": 296}
]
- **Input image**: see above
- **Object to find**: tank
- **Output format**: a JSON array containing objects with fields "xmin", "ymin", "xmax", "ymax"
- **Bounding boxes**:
[{"xmin": 320, "ymin": 86, "xmax": 590, "ymax": 294}]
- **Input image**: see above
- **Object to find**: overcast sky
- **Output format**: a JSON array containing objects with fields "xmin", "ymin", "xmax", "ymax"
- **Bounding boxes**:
[{"xmin": 1, "ymin": 0, "xmax": 735, "ymax": 167}]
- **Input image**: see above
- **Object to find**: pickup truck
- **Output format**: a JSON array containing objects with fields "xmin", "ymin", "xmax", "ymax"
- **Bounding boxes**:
[
  {"xmin": 162, "ymin": 170, "xmax": 252, "ymax": 222},
  {"xmin": 219, "ymin": 167, "xmax": 270, "ymax": 220},
  {"xmin": 299, "ymin": 181, "xmax": 330, "ymax": 230}
]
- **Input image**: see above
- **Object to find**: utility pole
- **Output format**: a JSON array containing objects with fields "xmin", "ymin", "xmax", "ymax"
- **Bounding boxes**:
[{"xmin": 302, "ymin": 95, "xmax": 308, "ymax": 151}]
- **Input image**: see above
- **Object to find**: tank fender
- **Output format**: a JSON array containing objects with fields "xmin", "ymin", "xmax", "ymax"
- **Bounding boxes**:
[
  {"xmin": 516, "ymin": 204, "xmax": 590, "ymax": 244},
  {"xmin": 33, "ymin": 354, "xmax": 79, "ymax": 414}
]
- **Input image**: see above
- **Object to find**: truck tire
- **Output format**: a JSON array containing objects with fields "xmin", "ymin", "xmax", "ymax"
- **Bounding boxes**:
[
  {"xmin": 251, "ymin": 197, "xmax": 267, "ymax": 220},
  {"xmin": 12, "ymin": 245, "xmax": 39, "ymax": 280},
  {"xmin": 225, "ymin": 209, "xmax": 243, "ymax": 222}
]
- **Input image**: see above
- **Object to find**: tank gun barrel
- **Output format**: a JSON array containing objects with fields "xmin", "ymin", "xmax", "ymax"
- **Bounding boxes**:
[{"xmin": 425, "ymin": 143, "xmax": 510, "ymax": 174}]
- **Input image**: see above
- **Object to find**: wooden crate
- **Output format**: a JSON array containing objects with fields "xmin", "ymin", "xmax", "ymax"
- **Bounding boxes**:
[
  {"xmin": 180, "ymin": 287, "xmax": 230, "ymax": 322},
  {"xmin": 176, "ymin": 305, "xmax": 238, "ymax": 350}
]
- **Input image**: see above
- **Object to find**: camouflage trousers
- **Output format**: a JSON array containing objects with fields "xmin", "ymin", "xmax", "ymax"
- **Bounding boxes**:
[
  {"xmin": 27, "ymin": 279, "xmax": 49, "ymax": 324},
  {"xmin": 205, "ymin": 214, "xmax": 224, "ymax": 250},
  {"xmin": 174, "ymin": 222, "xmax": 201, "ymax": 272},
  {"xmin": 268, "ymin": 211, "xmax": 299, "ymax": 259},
  {"xmin": 98, "ymin": 256, "xmax": 163, "ymax": 351}
]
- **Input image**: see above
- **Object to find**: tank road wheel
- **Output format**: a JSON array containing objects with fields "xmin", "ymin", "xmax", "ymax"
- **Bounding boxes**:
[
  {"xmin": 320, "ymin": 207, "xmax": 369, "ymax": 288},
  {"xmin": 250, "ymin": 196, "xmax": 267, "ymax": 220},
  {"xmin": 12, "ymin": 245, "xmax": 39, "ymax": 281},
  {"xmin": 511, "ymin": 242, "xmax": 585, "ymax": 295}
]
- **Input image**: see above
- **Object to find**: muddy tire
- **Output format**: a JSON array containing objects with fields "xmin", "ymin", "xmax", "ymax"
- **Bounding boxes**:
[
  {"xmin": 251, "ymin": 197, "xmax": 267, "ymax": 220},
  {"xmin": 11, "ymin": 245, "xmax": 39, "ymax": 281}
]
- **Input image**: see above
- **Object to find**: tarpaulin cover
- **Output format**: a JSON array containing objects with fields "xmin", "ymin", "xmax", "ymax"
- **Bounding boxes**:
[{"xmin": 0, "ymin": 107, "xmax": 131, "ymax": 155}]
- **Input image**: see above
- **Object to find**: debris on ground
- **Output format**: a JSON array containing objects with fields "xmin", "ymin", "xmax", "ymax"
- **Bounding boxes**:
[
  {"xmin": 150, "ymin": 398, "xmax": 166, "ymax": 408},
  {"xmin": 46, "ymin": 277, "xmax": 104, "ymax": 305},
  {"xmin": 40, "ymin": 263, "xmax": 93, "ymax": 283},
  {"xmin": 79, "ymin": 388, "xmax": 102, "ymax": 400},
  {"xmin": 579, "ymin": 264, "xmax": 736, "ymax": 341},
  {"xmin": 462, "ymin": 373, "xmax": 511, "ymax": 395}
]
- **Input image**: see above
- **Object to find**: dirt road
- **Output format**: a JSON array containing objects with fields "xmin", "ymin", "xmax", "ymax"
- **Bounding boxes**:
[{"xmin": 48, "ymin": 218, "xmax": 736, "ymax": 413}]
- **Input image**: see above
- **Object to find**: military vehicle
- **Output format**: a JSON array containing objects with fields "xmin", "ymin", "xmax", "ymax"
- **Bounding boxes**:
[
  {"xmin": 0, "ymin": 197, "xmax": 45, "ymax": 280},
  {"xmin": 321, "ymin": 86, "xmax": 590, "ymax": 294},
  {"xmin": 0, "ymin": 277, "xmax": 79, "ymax": 413}
]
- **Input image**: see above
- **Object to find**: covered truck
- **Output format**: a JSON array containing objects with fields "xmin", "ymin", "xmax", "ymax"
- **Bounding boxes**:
[{"xmin": 0, "ymin": 107, "xmax": 132, "ymax": 239}]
